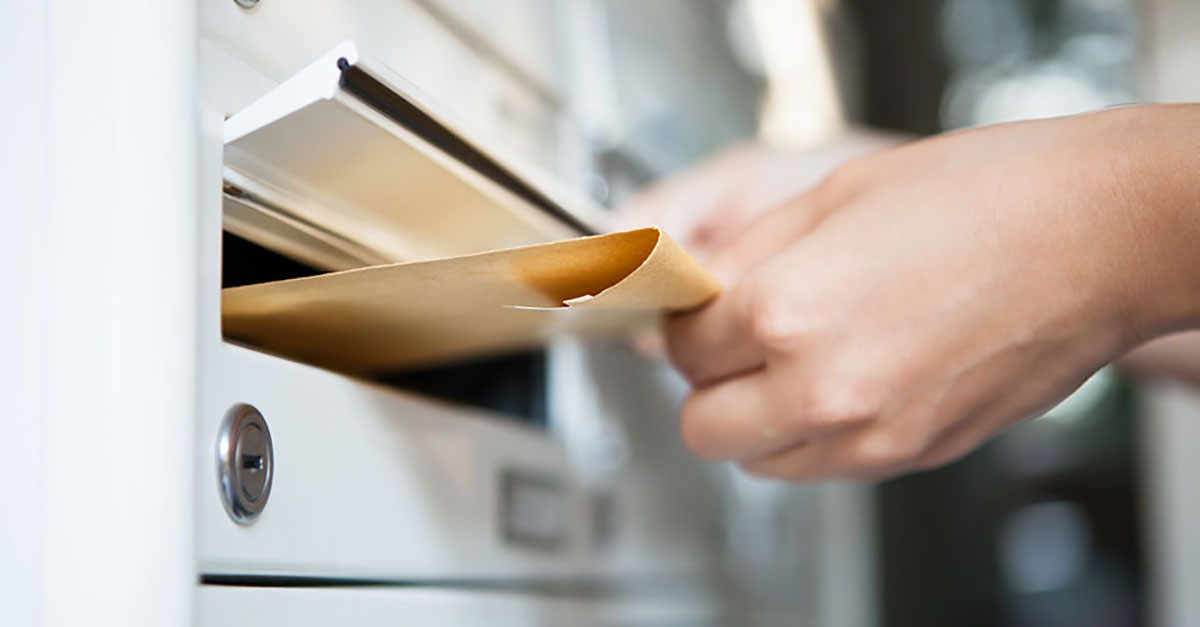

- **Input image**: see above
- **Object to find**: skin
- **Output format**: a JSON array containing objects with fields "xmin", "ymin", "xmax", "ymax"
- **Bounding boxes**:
[
  {"xmin": 648, "ymin": 105, "xmax": 1200, "ymax": 481},
  {"xmin": 1121, "ymin": 329, "xmax": 1200, "ymax": 385}
]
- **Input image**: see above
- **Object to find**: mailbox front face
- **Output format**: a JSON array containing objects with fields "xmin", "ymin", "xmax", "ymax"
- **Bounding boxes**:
[{"xmin": 194, "ymin": 0, "xmax": 727, "ymax": 594}]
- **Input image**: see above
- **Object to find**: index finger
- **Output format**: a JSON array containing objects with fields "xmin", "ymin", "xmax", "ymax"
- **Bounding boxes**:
[{"xmin": 665, "ymin": 290, "xmax": 765, "ymax": 387}]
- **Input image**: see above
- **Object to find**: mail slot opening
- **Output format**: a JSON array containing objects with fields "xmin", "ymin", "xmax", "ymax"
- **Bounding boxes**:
[
  {"xmin": 215, "ymin": 43, "xmax": 713, "ymax": 430},
  {"xmin": 221, "ymin": 231, "xmax": 549, "ymax": 428}
]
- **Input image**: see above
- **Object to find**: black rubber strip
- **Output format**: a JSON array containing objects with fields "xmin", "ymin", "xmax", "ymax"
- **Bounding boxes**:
[{"xmin": 198, "ymin": 573, "xmax": 673, "ymax": 599}]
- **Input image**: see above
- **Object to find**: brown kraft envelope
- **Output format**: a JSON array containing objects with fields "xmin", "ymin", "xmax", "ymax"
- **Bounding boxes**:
[{"xmin": 222, "ymin": 227, "xmax": 721, "ymax": 375}]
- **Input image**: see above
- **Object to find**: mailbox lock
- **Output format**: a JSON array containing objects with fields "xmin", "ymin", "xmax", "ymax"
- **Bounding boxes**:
[{"xmin": 216, "ymin": 404, "xmax": 274, "ymax": 524}]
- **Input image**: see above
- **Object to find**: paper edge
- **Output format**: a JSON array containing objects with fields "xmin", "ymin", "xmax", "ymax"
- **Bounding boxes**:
[{"xmin": 222, "ymin": 226, "xmax": 664, "ymax": 296}]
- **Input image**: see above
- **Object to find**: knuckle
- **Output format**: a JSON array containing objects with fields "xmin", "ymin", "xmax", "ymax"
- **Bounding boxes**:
[
  {"xmin": 853, "ymin": 430, "xmax": 926, "ymax": 470},
  {"xmin": 785, "ymin": 400, "xmax": 854, "ymax": 434},
  {"xmin": 806, "ymin": 409, "xmax": 866, "ymax": 433},
  {"xmin": 812, "ymin": 160, "xmax": 867, "ymax": 205},
  {"xmin": 739, "ymin": 277, "xmax": 805, "ymax": 352},
  {"xmin": 783, "ymin": 378, "xmax": 882, "ymax": 433}
]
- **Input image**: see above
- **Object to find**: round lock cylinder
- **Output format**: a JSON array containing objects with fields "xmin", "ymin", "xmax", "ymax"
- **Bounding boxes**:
[{"xmin": 217, "ymin": 404, "xmax": 274, "ymax": 524}]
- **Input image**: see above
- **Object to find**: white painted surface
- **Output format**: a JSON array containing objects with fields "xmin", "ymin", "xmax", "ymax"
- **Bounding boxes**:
[
  {"xmin": 1142, "ymin": 382, "xmax": 1200, "ymax": 627},
  {"xmin": 193, "ymin": 344, "xmax": 604, "ymax": 579},
  {"xmin": 818, "ymin": 482, "xmax": 877, "ymax": 627},
  {"xmin": 197, "ymin": 583, "xmax": 716, "ymax": 626},
  {"xmin": 222, "ymin": 47, "xmax": 579, "ymax": 262},
  {"xmin": 200, "ymin": 0, "xmax": 562, "ymax": 175},
  {"xmin": 0, "ymin": 2, "xmax": 198, "ymax": 626},
  {"xmin": 1142, "ymin": 0, "xmax": 1200, "ymax": 102},
  {"xmin": 421, "ymin": 0, "xmax": 563, "ymax": 93}
]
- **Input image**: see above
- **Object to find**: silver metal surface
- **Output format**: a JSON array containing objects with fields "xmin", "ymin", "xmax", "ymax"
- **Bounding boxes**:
[
  {"xmin": 216, "ymin": 404, "xmax": 274, "ymax": 524},
  {"xmin": 234, "ymin": 0, "xmax": 259, "ymax": 10}
]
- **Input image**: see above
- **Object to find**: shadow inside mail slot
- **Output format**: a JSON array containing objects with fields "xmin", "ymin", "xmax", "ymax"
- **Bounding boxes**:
[{"xmin": 222, "ymin": 231, "xmax": 549, "ymax": 426}]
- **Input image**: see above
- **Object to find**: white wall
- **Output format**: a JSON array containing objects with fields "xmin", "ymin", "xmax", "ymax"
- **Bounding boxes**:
[{"xmin": 0, "ymin": 2, "xmax": 198, "ymax": 626}]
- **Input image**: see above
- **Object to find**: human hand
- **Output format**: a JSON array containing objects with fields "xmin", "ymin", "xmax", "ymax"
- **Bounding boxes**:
[
  {"xmin": 618, "ymin": 131, "xmax": 904, "ymax": 355},
  {"xmin": 618, "ymin": 130, "xmax": 905, "ymax": 262},
  {"xmin": 666, "ymin": 105, "xmax": 1200, "ymax": 481}
]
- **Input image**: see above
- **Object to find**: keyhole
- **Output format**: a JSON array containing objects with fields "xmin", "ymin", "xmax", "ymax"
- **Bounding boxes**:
[
  {"xmin": 241, "ymin": 454, "xmax": 264, "ymax": 474},
  {"xmin": 219, "ymin": 404, "xmax": 273, "ymax": 524}
]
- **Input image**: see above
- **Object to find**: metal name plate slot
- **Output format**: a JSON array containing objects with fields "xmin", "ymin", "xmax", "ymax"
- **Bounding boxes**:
[{"xmin": 222, "ymin": 41, "xmax": 602, "ymax": 270}]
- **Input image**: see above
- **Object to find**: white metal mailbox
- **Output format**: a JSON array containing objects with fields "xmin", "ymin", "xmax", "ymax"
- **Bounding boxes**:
[{"xmin": 3, "ymin": 1, "xmax": 876, "ymax": 625}]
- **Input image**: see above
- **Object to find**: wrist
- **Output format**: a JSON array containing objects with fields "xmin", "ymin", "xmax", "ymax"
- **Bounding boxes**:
[{"xmin": 1101, "ymin": 104, "xmax": 1200, "ymax": 343}]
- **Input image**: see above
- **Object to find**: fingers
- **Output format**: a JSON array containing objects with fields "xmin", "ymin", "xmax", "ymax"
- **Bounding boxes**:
[
  {"xmin": 686, "ymin": 202, "xmax": 756, "ymax": 257},
  {"xmin": 733, "ymin": 378, "xmax": 1044, "ymax": 482},
  {"xmin": 739, "ymin": 418, "xmax": 932, "ymax": 482},
  {"xmin": 665, "ymin": 289, "xmax": 765, "ymax": 387},
  {"xmin": 738, "ymin": 438, "xmax": 852, "ymax": 482},
  {"xmin": 679, "ymin": 369, "xmax": 791, "ymax": 461},
  {"xmin": 667, "ymin": 245, "xmax": 818, "ymax": 386},
  {"xmin": 703, "ymin": 189, "xmax": 833, "ymax": 283},
  {"xmin": 666, "ymin": 236, "xmax": 817, "ymax": 387},
  {"xmin": 615, "ymin": 144, "xmax": 767, "ymax": 254},
  {"xmin": 679, "ymin": 366, "xmax": 873, "ymax": 462}
]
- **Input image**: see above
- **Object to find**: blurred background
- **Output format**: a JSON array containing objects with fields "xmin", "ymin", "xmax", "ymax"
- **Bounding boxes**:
[{"xmin": 582, "ymin": 0, "xmax": 1199, "ymax": 625}]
